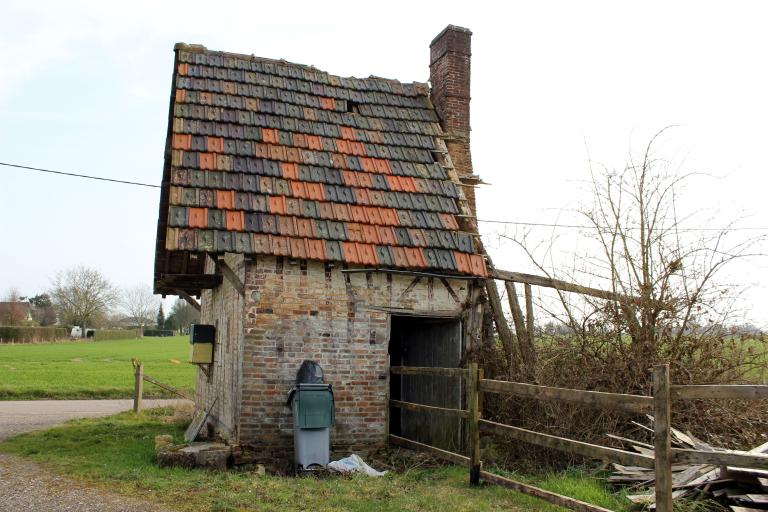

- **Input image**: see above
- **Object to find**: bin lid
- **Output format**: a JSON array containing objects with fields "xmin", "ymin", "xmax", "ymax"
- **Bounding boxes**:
[{"xmin": 295, "ymin": 360, "xmax": 324, "ymax": 384}]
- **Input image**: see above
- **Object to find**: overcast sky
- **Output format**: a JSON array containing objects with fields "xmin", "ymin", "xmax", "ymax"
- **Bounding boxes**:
[{"xmin": 2, "ymin": 1, "xmax": 767, "ymax": 324}]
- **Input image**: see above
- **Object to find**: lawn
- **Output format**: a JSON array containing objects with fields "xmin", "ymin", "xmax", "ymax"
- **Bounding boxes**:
[
  {"xmin": 0, "ymin": 407, "xmax": 629, "ymax": 512},
  {"xmin": 0, "ymin": 336, "xmax": 195, "ymax": 400}
]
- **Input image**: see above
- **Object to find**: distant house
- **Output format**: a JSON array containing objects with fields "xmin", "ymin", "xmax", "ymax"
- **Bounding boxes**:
[
  {"xmin": 0, "ymin": 302, "xmax": 32, "ymax": 325},
  {"xmin": 153, "ymin": 26, "xmax": 486, "ymax": 459}
]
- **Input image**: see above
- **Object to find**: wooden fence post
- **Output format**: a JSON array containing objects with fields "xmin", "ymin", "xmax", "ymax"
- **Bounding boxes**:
[
  {"xmin": 653, "ymin": 364, "xmax": 672, "ymax": 512},
  {"xmin": 133, "ymin": 362, "xmax": 144, "ymax": 413},
  {"xmin": 468, "ymin": 362, "xmax": 481, "ymax": 486}
]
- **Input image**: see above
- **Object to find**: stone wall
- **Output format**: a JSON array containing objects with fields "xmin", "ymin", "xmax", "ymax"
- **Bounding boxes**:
[{"xmin": 237, "ymin": 255, "xmax": 476, "ymax": 458}]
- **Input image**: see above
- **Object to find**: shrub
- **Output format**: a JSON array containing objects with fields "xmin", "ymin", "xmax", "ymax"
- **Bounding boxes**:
[
  {"xmin": 92, "ymin": 329, "xmax": 138, "ymax": 341},
  {"xmin": 0, "ymin": 326, "xmax": 69, "ymax": 343}
]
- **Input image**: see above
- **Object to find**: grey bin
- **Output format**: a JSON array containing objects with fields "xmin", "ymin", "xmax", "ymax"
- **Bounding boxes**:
[{"xmin": 287, "ymin": 361, "xmax": 335, "ymax": 473}]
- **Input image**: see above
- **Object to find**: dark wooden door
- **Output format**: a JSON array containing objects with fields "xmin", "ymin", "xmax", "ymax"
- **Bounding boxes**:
[{"xmin": 390, "ymin": 316, "xmax": 463, "ymax": 452}]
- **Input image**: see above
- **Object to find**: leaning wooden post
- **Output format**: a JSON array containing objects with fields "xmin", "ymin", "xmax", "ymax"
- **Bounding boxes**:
[
  {"xmin": 133, "ymin": 361, "xmax": 144, "ymax": 413},
  {"xmin": 653, "ymin": 364, "xmax": 672, "ymax": 512},
  {"xmin": 468, "ymin": 362, "xmax": 481, "ymax": 486}
]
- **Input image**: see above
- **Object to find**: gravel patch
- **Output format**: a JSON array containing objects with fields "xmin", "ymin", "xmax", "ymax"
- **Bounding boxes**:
[{"xmin": 0, "ymin": 454, "xmax": 173, "ymax": 512}]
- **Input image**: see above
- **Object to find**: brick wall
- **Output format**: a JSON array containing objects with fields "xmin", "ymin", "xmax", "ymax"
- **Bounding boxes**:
[
  {"xmin": 236, "ymin": 255, "xmax": 475, "ymax": 459},
  {"xmin": 429, "ymin": 25, "xmax": 476, "ymax": 217}
]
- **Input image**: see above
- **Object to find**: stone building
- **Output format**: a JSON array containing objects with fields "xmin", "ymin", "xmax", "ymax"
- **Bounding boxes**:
[{"xmin": 153, "ymin": 25, "xmax": 486, "ymax": 459}]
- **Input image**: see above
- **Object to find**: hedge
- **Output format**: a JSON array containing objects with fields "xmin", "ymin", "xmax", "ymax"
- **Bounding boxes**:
[
  {"xmin": 0, "ymin": 326, "xmax": 69, "ymax": 343},
  {"xmin": 93, "ymin": 329, "xmax": 138, "ymax": 341},
  {"xmin": 142, "ymin": 329, "xmax": 176, "ymax": 337}
]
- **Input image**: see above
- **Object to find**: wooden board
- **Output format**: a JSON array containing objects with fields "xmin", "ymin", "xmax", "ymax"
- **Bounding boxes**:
[
  {"xmin": 480, "ymin": 379, "xmax": 653, "ymax": 414},
  {"xmin": 480, "ymin": 471, "xmax": 614, "ymax": 512},
  {"xmin": 389, "ymin": 399, "xmax": 469, "ymax": 418},
  {"xmin": 388, "ymin": 434, "xmax": 469, "ymax": 467},
  {"xmin": 671, "ymin": 385, "xmax": 768, "ymax": 401},
  {"xmin": 673, "ymin": 449, "xmax": 768, "ymax": 469},
  {"xmin": 480, "ymin": 419, "xmax": 654, "ymax": 468}
]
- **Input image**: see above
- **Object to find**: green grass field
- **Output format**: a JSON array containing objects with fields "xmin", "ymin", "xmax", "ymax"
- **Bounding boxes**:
[
  {"xmin": 0, "ymin": 407, "xmax": 629, "ymax": 512},
  {"xmin": 0, "ymin": 336, "xmax": 195, "ymax": 400}
]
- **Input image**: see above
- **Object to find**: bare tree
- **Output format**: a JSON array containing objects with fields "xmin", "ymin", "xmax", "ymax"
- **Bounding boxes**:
[
  {"xmin": 120, "ymin": 285, "xmax": 160, "ymax": 332},
  {"xmin": 500, "ymin": 127, "xmax": 765, "ymax": 386},
  {"xmin": 166, "ymin": 297, "xmax": 200, "ymax": 333},
  {"xmin": 50, "ymin": 266, "xmax": 118, "ymax": 330},
  {"xmin": 486, "ymin": 127, "xmax": 767, "ymax": 449},
  {"xmin": 0, "ymin": 287, "xmax": 28, "ymax": 325}
]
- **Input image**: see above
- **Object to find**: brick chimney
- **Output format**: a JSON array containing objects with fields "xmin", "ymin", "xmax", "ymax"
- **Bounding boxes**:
[{"xmin": 429, "ymin": 25, "xmax": 477, "ymax": 220}]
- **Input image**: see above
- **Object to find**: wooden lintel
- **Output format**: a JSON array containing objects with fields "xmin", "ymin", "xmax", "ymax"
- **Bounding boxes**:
[
  {"xmin": 490, "ymin": 268, "xmax": 642, "ymax": 304},
  {"xmin": 210, "ymin": 256, "xmax": 245, "ymax": 297},
  {"xmin": 175, "ymin": 289, "xmax": 201, "ymax": 312}
]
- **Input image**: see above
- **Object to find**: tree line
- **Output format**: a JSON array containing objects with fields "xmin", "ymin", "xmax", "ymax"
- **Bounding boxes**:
[{"xmin": 2, "ymin": 268, "xmax": 199, "ymax": 332}]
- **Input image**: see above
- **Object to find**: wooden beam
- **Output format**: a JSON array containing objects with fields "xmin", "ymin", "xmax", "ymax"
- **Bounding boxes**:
[
  {"xmin": 485, "ymin": 278, "xmax": 520, "ymax": 378},
  {"xmin": 143, "ymin": 374, "xmax": 192, "ymax": 401},
  {"xmin": 388, "ymin": 434, "xmax": 469, "ymax": 467},
  {"xmin": 672, "ymin": 449, "xmax": 768, "ymax": 469},
  {"xmin": 390, "ymin": 366, "xmax": 469, "ymax": 378},
  {"xmin": 479, "ymin": 419, "xmax": 655, "ymax": 468},
  {"xmin": 132, "ymin": 362, "xmax": 143, "ymax": 413},
  {"xmin": 468, "ymin": 363, "xmax": 481, "ymax": 486},
  {"xmin": 479, "ymin": 379, "xmax": 654, "ymax": 414},
  {"xmin": 157, "ymin": 273, "xmax": 222, "ymax": 290},
  {"xmin": 175, "ymin": 289, "xmax": 201, "ymax": 312},
  {"xmin": 490, "ymin": 268, "xmax": 640, "ymax": 304},
  {"xmin": 653, "ymin": 364, "xmax": 673, "ymax": 512},
  {"xmin": 480, "ymin": 471, "xmax": 614, "ymax": 512},
  {"xmin": 389, "ymin": 399, "xmax": 469, "ymax": 419},
  {"xmin": 671, "ymin": 385, "xmax": 768, "ymax": 401},
  {"xmin": 212, "ymin": 257, "xmax": 245, "ymax": 297}
]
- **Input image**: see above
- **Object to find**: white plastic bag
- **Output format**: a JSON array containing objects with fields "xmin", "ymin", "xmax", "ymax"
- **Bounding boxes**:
[{"xmin": 327, "ymin": 454, "xmax": 387, "ymax": 477}]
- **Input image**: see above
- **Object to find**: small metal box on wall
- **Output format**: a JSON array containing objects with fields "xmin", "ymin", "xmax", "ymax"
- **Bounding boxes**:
[{"xmin": 189, "ymin": 324, "xmax": 215, "ymax": 364}]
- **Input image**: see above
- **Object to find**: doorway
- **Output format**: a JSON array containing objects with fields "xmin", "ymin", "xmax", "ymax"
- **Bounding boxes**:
[{"xmin": 388, "ymin": 315, "xmax": 463, "ymax": 452}]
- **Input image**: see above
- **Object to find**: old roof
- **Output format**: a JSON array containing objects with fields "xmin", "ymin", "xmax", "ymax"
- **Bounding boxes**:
[{"xmin": 154, "ymin": 44, "xmax": 486, "ymax": 294}]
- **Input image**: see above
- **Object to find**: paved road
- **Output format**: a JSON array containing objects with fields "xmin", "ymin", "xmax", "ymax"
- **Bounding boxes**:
[
  {"xmin": 0, "ymin": 399, "xmax": 187, "ymax": 511},
  {"xmin": 0, "ymin": 399, "xmax": 186, "ymax": 441}
]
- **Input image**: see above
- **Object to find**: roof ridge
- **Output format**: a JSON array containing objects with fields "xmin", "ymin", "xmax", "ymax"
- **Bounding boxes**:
[{"xmin": 173, "ymin": 42, "xmax": 429, "ymax": 90}]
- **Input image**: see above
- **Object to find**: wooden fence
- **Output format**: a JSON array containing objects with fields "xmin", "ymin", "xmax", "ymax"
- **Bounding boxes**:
[
  {"xmin": 131, "ymin": 359, "xmax": 192, "ymax": 412},
  {"xmin": 388, "ymin": 363, "xmax": 768, "ymax": 512}
]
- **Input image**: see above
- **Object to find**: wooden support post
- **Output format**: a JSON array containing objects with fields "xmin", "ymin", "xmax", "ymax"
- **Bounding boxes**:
[
  {"xmin": 175, "ymin": 289, "xmax": 201, "ymax": 312},
  {"xmin": 133, "ymin": 362, "xmax": 144, "ymax": 413},
  {"xmin": 653, "ymin": 364, "xmax": 673, "ymax": 512},
  {"xmin": 468, "ymin": 362, "xmax": 481, "ymax": 486}
]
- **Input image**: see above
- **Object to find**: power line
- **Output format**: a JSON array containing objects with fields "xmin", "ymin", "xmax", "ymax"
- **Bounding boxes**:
[
  {"xmin": 0, "ymin": 161, "xmax": 159, "ymax": 188},
  {"xmin": 2, "ymin": 160, "xmax": 767, "ymax": 233},
  {"xmin": 475, "ymin": 218, "xmax": 768, "ymax": 233}
]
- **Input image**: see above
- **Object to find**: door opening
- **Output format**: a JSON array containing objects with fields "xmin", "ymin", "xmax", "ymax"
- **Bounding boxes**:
[{"xmin": 388, "ymin": 315, "xmax": 463, "ymax": 452}]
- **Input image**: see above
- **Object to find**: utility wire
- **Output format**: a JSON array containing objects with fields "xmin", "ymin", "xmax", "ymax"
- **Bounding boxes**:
[
  {"xmin": 474, "ymin": 218, "xmax": 768, "ymax": 232},
  {"xmin": 3, "ymin": 160, "xmax": 768, "ymax": 233},
  {"xmin": 1, "ymin": 161, "xmax": 159, "ymax": 188}
]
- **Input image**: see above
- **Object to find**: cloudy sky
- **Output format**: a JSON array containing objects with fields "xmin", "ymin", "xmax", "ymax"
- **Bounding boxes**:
[{"xmin": 2, "ymin": 1, "xmax": 767, "ymax": 323}]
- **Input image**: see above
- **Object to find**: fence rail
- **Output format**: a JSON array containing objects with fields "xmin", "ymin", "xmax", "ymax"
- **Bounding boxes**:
[
  {"xmin": 479, "ymin": 379, "xmax": 654, "ymax": 414},
  {"xmin": 388, "ymin": 363, "xmax": 768, "ymax": 512},
  {"xmin": 131, "ymin": 359, "xmax": 192, "ymax": 412}
]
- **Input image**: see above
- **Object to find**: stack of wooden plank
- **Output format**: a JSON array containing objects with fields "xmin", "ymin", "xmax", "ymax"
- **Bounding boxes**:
[{"xmin": 608, "ymin": 419, "xmax": 768, "ymax": 510}]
